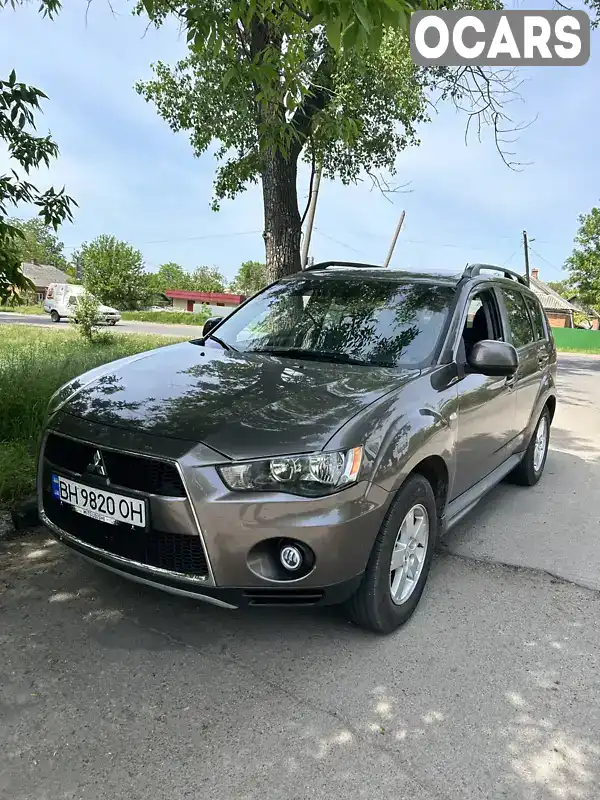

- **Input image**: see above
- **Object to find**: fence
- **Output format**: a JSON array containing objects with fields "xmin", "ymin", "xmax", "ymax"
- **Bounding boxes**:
[{"xmin": 552, "ymin": 327, "xmax": 600, "ymax": 353}]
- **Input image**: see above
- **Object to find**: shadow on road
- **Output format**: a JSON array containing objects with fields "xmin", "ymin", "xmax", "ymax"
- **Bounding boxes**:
[{"xmin": 2, "ymin": 530, "xmax": 599, "ymax": 800}]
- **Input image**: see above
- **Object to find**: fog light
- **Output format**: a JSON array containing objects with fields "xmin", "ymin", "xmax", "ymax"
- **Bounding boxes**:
[{"xmin": 280, "ymin": 544, "xmax": 303, "ymax": 571}]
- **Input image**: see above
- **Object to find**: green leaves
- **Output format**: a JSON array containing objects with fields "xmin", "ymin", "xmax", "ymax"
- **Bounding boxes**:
[
  {"xmin": 565, "ymin": 207, "xmax": 600, "ymax": 310},
  {"xmin": 1, "ymin": 70, "xmax": 75, "ymax": 303},
  {"xmin": 79, "ymin": 235, "xmax": 147, "ymax": 311}
]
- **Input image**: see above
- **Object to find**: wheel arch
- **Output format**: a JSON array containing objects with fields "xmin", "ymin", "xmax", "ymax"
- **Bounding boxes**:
[{"xmin": 409, "ymin": 455, "xmax": 449, "ymax": 521}]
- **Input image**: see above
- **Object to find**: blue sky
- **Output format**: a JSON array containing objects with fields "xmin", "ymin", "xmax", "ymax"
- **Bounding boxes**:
[{"xmin": 0, "ymin": 1, "xmax": 598, "ymax": 284}]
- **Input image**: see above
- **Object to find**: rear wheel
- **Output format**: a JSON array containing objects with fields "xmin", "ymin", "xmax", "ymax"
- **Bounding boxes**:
[
  {"xmin": 344, "ymin": 474, "xmax": 438, "ymax": 634},
  {"xmin": 50, "ymin": 310, "xmax": 60, "ymax": 323},
  {"xmin": 509, "ymin": 407, "xmax": 551, "ymax": 486}
]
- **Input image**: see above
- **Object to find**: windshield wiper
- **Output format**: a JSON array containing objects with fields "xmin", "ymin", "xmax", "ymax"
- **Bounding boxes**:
[
  {"xmin": 247, "ymin": 347, "xmax": 384, "ymax": 367},
  {"xmin": 205, "ymin": 334, "xmax": 237, "ymax": 352}
]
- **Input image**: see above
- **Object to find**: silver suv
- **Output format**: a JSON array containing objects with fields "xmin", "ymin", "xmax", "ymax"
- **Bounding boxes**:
[{"xmin": 38, "ymin": 262, "xmax": 557, "ymax": 633}]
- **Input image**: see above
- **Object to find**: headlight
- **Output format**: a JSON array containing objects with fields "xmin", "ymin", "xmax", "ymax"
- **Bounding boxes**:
[{"xmin": 217, "ymin": 446, "xmax": 363, "ymax": 497}]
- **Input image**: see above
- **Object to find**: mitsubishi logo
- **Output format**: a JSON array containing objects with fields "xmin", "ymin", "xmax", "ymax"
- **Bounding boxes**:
[{"xmin": 87, "ymin": 449, "xmax": 107, "ymax": 478}]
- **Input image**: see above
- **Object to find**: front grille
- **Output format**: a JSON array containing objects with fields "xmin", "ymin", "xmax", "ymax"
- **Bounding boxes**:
[
  {"xmin": 44, "ymin": 433, "xmax": 185, "ymax": 497},
  {"xmin": 43, "ymin": 491, "xmax": 209, "ymax": 577}
]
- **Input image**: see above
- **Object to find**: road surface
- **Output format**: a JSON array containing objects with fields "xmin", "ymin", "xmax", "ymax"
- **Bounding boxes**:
[
  {"xmin": 1, "ymin": 354, "xmax": 599, "ymax": 800},
  {"xmin": 0, "ymin": 311, "xmax": 203, "ymax": 338}
]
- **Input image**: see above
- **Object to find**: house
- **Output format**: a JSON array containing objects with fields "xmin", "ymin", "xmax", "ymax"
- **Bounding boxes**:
[
  {"xmin": 529, "ymin": 268, "xmax": 580, "ymax": 328},
  {"xmin": 164, "ymin": 289, "xmax": 246, "ymax": 317},
  {"xmin": 20, "ymin": 262, "xmax": 72, "ymax": 303}
]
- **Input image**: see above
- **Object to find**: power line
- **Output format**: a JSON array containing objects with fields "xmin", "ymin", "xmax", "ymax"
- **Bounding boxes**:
[
  {"xmin": 312, "ymin": 228, "xmax": 370, "ymax": 257},
  {"xmin": 62, "ymin": 229, "xmax": 263, "ymax": 250},
  {"xmin": 502, "ymin": 247, "xmax": 520, "ymax": 267},
  {"xmin": 527, "ymin": 246, "xmax": 565, "ymax": 276}
]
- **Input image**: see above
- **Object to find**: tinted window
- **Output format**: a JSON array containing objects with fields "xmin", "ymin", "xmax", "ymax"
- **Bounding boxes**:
[
  {"xmin": 501, "ymin": 288, "xmax": 535, "ymax": 348},
  {"xmin": 208, "ymin": 276, "xmax": 455, "ymax": 367},
  {"xmin": 524, "ymin": 295, "xmax": 546, "ymax": 341}
]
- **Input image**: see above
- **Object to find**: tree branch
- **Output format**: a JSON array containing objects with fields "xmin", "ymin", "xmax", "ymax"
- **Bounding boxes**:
[
  {"xmin": 289, "ymin": 47, "xmax": 335, "ymax": 149},
  {"xmin": 300, "ymin": 138, "xmax": 316, "ymax": 224}
]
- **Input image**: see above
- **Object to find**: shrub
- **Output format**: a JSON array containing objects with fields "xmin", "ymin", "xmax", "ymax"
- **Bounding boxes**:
[{"xmin": 71, "ymin": 291, "xmax": 101, "ymax": 341}]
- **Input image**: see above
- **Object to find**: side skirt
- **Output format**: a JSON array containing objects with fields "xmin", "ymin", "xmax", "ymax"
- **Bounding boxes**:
[{"xmin": 441, "ymin": 453, "xmax": 523, "ymax": 534}]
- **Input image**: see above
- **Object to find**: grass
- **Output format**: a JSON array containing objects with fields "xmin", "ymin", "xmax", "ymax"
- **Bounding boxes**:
[
  {"xmin": 120, "ymin": 309, "xmax": 212, "ymax": 325},
  {"xmin": 0, "ymin": 304, "xmax": 45, "ymax": 314},
  {"xmin": 0, "ymin": 325, "xmax": 186, "ymax": 507}
]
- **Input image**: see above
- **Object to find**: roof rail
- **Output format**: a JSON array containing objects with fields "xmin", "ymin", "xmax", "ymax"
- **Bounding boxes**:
[
  {"xmin": 463, "ymin": 263, "xmax": 529, "ymax": 287},
  {"xmin": 304, "ymin": 260, "xmax": 381, "ymax": 271}
]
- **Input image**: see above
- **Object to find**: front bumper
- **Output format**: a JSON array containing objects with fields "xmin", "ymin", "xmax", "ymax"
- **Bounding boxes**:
[{"xmin": 38, "ymin": 414, "xmax": 389, "ymax": 607}]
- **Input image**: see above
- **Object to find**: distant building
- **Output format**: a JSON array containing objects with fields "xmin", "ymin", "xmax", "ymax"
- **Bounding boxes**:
[
  {"xmin": 20, "ymin": 262, "xmax": 72, "ymax": 303},
  {"xmin": 529, "ymin": 268, "xmax": 580, "ymax": 328},
  {"xmin": 164, "ymin": 290, "xmax": 246, "ymax": 317}
]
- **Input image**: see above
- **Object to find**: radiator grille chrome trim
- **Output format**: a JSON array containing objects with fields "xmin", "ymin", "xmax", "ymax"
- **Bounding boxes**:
[{"xmin": 38, "ymin": 428, "xmax": 216, "ymax": 587}]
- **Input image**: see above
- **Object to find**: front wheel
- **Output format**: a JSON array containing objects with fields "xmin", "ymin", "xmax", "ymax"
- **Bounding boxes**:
[
  {"xmin": 508, "ymin": 407, "xmax": 551, "ymax": 486},
  {"xmin": 50, "ymin": 310, "xmax": 60, "ymax": 323},
  {"xmin": 344, "ymin": 474, "xmax": 438, "ymax": 634}
]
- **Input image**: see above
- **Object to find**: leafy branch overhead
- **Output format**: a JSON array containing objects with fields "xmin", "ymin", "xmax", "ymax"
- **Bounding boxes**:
[{"xmin": 0, "ymin": 68, "xmax": 76, "ymax": 303}]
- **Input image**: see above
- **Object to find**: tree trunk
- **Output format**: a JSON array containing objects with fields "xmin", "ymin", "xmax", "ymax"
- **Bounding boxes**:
[{"xmin": 261, "ymin": 147, "xmax": 302, "ymax": 282}]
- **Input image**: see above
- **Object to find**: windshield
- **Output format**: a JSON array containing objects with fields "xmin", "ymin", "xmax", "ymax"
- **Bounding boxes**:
[{"xmin": 206, "ymin": 276, "xmax": 455, "ymax": 367}]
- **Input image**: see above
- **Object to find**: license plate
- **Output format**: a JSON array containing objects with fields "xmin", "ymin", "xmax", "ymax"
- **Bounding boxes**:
[{"xmin": 51, "ymin": 474, "xmax": 146, "ymax": 528}]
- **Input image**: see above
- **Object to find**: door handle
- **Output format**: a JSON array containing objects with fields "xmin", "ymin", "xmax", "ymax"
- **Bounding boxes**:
[{"xmin": 505, "ymin": 375, "xmax": 517, "ymax": 389}]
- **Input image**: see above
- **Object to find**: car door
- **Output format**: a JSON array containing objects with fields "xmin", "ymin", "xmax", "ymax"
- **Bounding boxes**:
[
  {"xmin": 451, "ymin": 287, "xmax": 518, "ymax": 499},
  {"xmin": 497, "ymin": 285, "xmax": 541, "ymax": 437}
]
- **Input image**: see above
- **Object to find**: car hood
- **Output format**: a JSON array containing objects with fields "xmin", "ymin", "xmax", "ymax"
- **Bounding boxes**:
[
  {"xmin": 98, "ymin": 304, "xmax": 119, "ymax": 314},
  {"xmin": 57, "ymin": 342, "xmax": 416, "ymax": 460}
]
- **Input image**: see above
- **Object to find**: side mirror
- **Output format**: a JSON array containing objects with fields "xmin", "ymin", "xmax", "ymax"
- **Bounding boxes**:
[
  {"xmin": 202, "ymin": 316, "xmax": 222, "ymax": 338},
  {"xmin": 467, "ymin": 340, "xmax": 518, "ymax": 377}
]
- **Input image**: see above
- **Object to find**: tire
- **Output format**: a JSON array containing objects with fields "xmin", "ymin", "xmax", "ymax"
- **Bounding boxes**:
[
  {"xmin": 508, "ymin": 407, "xmax": 551, "ymax": 487},
  {"xmin": 344, "ymin": 474, "xmax": 438, "ymax": 634},
  {"xmin": 110, "ymin": 320, "xmax": 117, "ymax": 326},
  {"xmin": 50, "ymin": 310, "xmax": 60, "ymax": 323}
]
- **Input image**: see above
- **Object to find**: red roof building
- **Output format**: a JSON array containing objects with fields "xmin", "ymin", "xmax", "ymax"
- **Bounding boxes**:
[{"xmin": 165, "ymin": 290, "xmax": 246, "ymax": 313}]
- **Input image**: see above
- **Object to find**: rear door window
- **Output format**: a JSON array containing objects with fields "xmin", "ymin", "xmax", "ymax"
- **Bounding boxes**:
[
  {"xmin": 500, "ymin": 288, "xmax": 535, "ymax": 349},
  {"xmin": 523, "ymin": 295, "xmax": 546, "ymax": 341}
]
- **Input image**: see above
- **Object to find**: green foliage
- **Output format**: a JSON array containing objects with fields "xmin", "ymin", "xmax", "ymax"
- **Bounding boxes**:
[
  {"xmin": 136, "ymin": 27, "xmax": 425, "ymax": 213},
  {"xmin": 79, "ymin": 234, "xmax": 147, "ymax": 310},
  {"xmin": 565, "ymin": 207, "xmax": 600, "ymax": 310},
  {"xmin": 0, "ymin": 69, "xmax": 76, "ymax": 303},
  {"xmin": 546, "ymin": 280, "xmax": 572, "ymax": 298},
  {"xmin": 138, "ymin": 0, "xmax": 424, "ymax": 70},
  {"xmin": 229, "ymin": 260, "xmax": 268, "ymax": 296},
  {"xmin": 0, "ymin": 323, "xmax": 185, "ymax": 505},
  {"xmin": 7, "ymin": 216, "xmax": 68, "ymax": 270},
  {"xmin": 190, "ymin": 264, "xmax": 226, "ymax": 292},
  {"xmin": 147, "ymin": 261, "xmax": 192, "ymax": 294},
  {"xmin": 71, "ymin": 291, "xmax": 102, "ymax": 342},
  {"xmin": 121, "ymin": 308, "xmax": 212, "ymax": 325},
  {"xmin": 145, "ymin": 262, "xmax": 226, "ymax": 302}
]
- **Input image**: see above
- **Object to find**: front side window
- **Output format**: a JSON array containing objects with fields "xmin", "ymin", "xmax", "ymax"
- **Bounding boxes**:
[
  {"xmin": 501, "ymin": 288, "xmax": 535, "ymax": 348},
  {"xmin": 524, "ymin": 294, "xmax": 546, "ymax": 341},
  {"xmin": 205, "ymin": 276, "xmax": 455, "ymax": 367}
]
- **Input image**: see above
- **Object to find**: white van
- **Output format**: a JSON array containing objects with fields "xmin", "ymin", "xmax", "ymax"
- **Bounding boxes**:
[{"xmin": 44, "ymin": 284, "xmax": 121, "ymax": 325}]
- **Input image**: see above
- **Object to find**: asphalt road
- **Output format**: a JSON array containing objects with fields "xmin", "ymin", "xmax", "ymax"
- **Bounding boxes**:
[
  {"xmin": 1, "ymin": 354, "xmax": 599, "ymax": 800},
  {"xmin": 0, "ymin": 311, "xmax": 203, "ymax": 338}
]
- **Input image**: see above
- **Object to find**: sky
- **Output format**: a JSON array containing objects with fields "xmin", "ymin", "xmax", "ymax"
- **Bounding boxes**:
[{"xmin": 0, "ymin": 1, "xmax": 598, "ymax": 285}]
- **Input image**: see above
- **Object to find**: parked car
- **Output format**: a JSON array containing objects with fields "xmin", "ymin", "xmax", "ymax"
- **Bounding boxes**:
[
  {"xmin": 38, "ymin": 262, "xmax": 557, "ymax": 633},
  {"xmin": 43, "ymin": 283, "xmax": 121, "ymax": 325}
]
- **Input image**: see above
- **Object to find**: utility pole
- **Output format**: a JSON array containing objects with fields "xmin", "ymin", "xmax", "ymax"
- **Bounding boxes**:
[
  {"xmin": 383, "ymin": 210, "xmax": 406, "ymax": 268},
  {"xmin": 523, "ymin": 230, "xmax": 531, "ymax": 286},
  {"xmin": 300, "ymin": 165, "xmax": 322, "ymax": 269}
]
